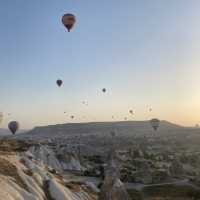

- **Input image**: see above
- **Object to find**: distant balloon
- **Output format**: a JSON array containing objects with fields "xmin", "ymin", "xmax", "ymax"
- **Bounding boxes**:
[
  {"xmin": 150, "ymin": 118, "xmax": 160, "ymax": 131},
  {"xmin": 129, "ymin": 110, "xmax": 134, "ymax": 115},
  {"xmin": 102, "ymin": 88, "xmax": 106, "ymax": 93},
  {"xmin": 82, "ymin": 101, "xmax": 88, "ymax": 106},
  {"xmin": 56, "ymin": 79, "xmax": 63, "ymax": 87},
  {"xmin": 62, "ymin": 13, "xmax": 76, "ymax": 32},
  {"xmin": 70, "ymin": 115, "xmax": 74, "ymax": 119},
  {"xmin": 8, "ymin": 121, "xmax": 19, "ymax": 135}
]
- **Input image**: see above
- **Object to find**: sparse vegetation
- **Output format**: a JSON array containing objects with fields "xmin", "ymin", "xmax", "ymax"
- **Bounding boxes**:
[
  {"xmin": 127, "ymin": 189, "xmax": 143, "ymax": 200},
  {"xmin": 143, "ymin": 184, "xmax": 200, "ymax": 200}
]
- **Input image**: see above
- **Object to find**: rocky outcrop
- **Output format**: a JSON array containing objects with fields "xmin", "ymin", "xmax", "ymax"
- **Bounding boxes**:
[
  {"xmin": 99, "ymin": 159, "xmax": 130, "ymax": 200},
  {"xmin": 0, "ymin": 140, "xmax": 98, "ymax": 200},
  {"xmin": 28, "ymin": 145, "xmax": 85, "ymax": 172}
]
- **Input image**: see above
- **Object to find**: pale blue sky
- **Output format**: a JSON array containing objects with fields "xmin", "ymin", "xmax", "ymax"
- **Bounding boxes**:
[{"xmin": 1, "ymin": 0, "xmax": 200, "ymax": 129}]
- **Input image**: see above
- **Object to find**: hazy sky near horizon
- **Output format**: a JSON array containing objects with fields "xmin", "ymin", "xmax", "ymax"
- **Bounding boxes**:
[{"xmin": 1, "ymin": 0, "xmax": 200, "ymax": 129}]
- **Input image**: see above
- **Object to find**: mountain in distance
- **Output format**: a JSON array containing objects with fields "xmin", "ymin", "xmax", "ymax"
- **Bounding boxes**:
[
  {"xmin": 0, "ymin": 128, "xmax": 11, "ymax": 136},
  {"xmin": 18, "ymin": 120, "xmax": 186, "ymax": 140},
  {"xmin": 0, "ymin": 129, "xmax": 27, "ymax": 137}
]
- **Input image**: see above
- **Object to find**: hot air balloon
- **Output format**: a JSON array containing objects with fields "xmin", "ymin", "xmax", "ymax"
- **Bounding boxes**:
[
  {"xmin": 56, "ymin": 79, "xmax": 63, "ymax": 87},
  {"xmin": 102, "ymin": 88, "xmax": 106, "ymax": 93},
  {"xmin": 62, "ymin": 13, "xmax": 76, "ymax": 32},
  {"xmin": 129, "ymin": 110, "xmax": 133, "ymax": 115},
  {"xmin": 70, "ymin": 115, "xmax": 74, "ymax": 119},
  {"xmin": 82, "ymin": 101, "xmax": 88, "ymax": 106},
  {"xmin": 8, "ymin": 121, "xmax": 19, "ymax": 135},
  {"xmin": 0, "ymin": 112, "xmax": 3, "ymax": 124},
  {"xmin": 150, "ymin": 118, "xmax": 160, "ymax": 131}
]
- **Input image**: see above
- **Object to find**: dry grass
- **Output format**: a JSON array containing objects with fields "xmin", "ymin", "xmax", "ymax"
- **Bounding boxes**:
[
  {"xmin": 0, "ymin": 157, "xmax": 28, "ymax": 190},
  {"xmin": 0, "ymin": 139, "xmax": 31, "ymax": 153},
  {"xmin": 65, "ymin": 182, "xmax": 82, "ymax": 192},
  {"xmin": 23, "ymin": 169, "xmax": 33, "ymax": 177}
]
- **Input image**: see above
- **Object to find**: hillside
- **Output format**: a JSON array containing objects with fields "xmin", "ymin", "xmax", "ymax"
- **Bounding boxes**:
[
  {"xmin": 0, "ymin": 128, "xmax": 11, "ymax": 136},
  {"xmin": 0, "ymin": 139, "xmax": 98, "ymax": 200},
  {"xmin": 18, "ymin": 120, "xmax": 183, "ymax": 140}
]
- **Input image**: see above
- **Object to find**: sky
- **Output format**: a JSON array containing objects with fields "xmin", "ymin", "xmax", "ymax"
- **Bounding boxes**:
[{"xmin": 1, "ymin": 0, "xmax": 200, "ymax": 129}]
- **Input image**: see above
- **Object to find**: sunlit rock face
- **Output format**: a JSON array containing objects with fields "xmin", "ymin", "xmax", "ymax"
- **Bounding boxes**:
[
  {"xmin": 28, "ymin": 144, "xmax": 85, "ymax": 172},
  {"xmin": 0, "ymin": 140, "xmax": 98, "ymax": 200}
]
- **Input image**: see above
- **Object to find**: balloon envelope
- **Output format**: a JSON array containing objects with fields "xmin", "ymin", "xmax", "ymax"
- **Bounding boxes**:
[
  {"xmin": 129, "ymin": 110, "xmax": 133, "ymax": 115},
  {"xmin": 8, "ymin": 121, "xmax": 19, "ymax": 135},
  {"xmin": 62, "ymin": 13, "xmax": 76, "ymax": 32},
  {"xmin": 56, "ymin": 79, "xmax": 63, "ymax": 87},
  {"xmin": 102, "ymin": 88, "xmax": 106, "ymax": 93},
  {"xmin": 150, "ymin": 118, "xmax": 160, "ymax": 131}
]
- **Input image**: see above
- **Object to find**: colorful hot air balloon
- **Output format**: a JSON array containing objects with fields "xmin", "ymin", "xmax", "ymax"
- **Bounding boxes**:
[
  {"xmin": 150, "ymin": 118, "xmax": 160, "ymax": 131},
  {"xmin": 62, "ymin": 13, "xmax": 76, "ymax": 32},
  {"xmin": 8, "ymin": 121, "xmax": 19, "ymax": 135},
  {"xmin": 56, "ymin": 79, "xmax": 63, "ymax": 87}
]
